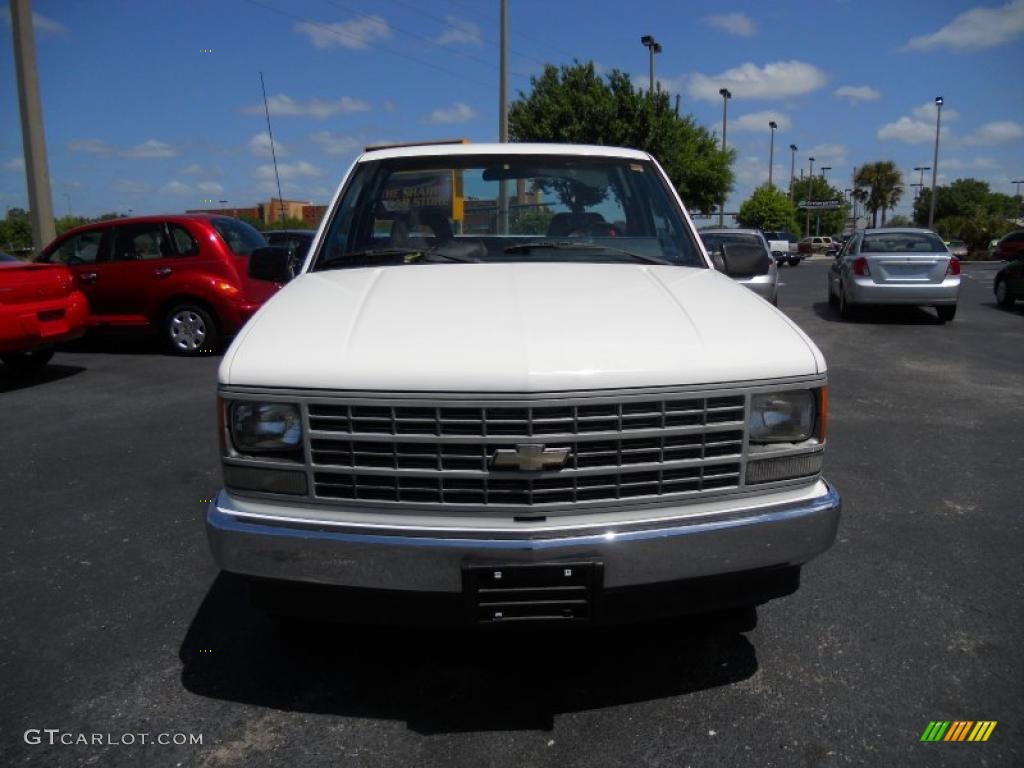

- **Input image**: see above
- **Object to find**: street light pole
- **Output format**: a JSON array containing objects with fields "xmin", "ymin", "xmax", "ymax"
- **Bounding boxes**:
[
  {"xmin": 768, "ymin": 121, "xmax": 777, "ymax": 189},
  {"xmin": 913, "ymin": 166, "xmax": 930, "ymax": 201},
  {"xmin": 820, "ymin": 166, "xmax": 831, "ymax": 182},
  {"xmin": 718, "ymin": 88, "xmax": 731, "ymax": 226},
  {"xmin": 789, "ymin": 144, "xmax": 798, "ymax": 201},
  {"xmin": 806, "ymin": 157, "xmax": 815, "ymax": 238},
  {"xmin": 499, "ymin": 0, "xmax": 508, "ymax": 142},
  {"xmin": 641, "ymin": 36, "xmax": 662, "ymax": 95},
  {"xmin": 927, "ymin": 96, "xmax": 943, "ymax": 229},
  {"xmin": 63, "ymin": 192, "xmax": 71, "ymax": 217}
]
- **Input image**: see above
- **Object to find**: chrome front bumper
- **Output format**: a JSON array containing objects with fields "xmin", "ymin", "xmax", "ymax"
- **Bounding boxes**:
[{"xmin": 206, "ymin": 479, "xmax": 841, "ymax": 593}]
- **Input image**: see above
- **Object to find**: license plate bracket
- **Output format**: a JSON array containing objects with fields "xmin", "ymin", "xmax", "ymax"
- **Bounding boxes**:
[{"xmin": 463, "ymin": 561, "xmax": 603, "ymax": 624}]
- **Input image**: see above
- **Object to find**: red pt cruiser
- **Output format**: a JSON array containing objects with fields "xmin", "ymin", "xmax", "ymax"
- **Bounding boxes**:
[
  {"xmin": 36, "ymin": 215, "xmax": 280, "ymax": 355},
  {"xmin": 0, "ymin": 251, "xmax": 89, "ymax": 372}
]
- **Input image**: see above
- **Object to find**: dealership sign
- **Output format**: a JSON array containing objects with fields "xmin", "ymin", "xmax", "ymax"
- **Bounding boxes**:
[{"xmin": 798, "ymin": 199, "xmax": 844, "ymax": 210}]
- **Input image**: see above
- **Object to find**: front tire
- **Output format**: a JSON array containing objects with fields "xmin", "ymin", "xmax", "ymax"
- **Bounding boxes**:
[
  {"xmin": 995, "ymin": 279, "xmax": 1014, "ymax": 308},
  {"xmin": 936, "ymin": 305, "xmax": 957, "ymax": 323},
  {"xmin": 788, "ymin": 258, "xmax": 800, "ymax": 267},
  {"xmin": 164, "ymin": 304, "xmax": 219, "ymax": 355},
  {"xmin": 1, "ymin": 347, "xmax": 55, "ymax": 374}
]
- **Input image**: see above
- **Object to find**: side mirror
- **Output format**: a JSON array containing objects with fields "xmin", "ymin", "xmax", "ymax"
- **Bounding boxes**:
[
  {"xmin": 710, "ymin": 251, "xmax": 726, "ymax": 271},
  {"xmin": 720, "ymin": 242, "xmax": 772, "ymax": 277},
  {"xmin": 248, "ymin": 246, "xmax": 293, "ymax": 283}
]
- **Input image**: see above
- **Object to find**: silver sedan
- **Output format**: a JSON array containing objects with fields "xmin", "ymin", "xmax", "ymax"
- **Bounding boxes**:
[
  {"xmin": 827, "ymin": 228, "xmax": 960, "ymax": 322},
  {"xmin": 699, "ymin": 229, "xmax": 779, "ymax": 305}
]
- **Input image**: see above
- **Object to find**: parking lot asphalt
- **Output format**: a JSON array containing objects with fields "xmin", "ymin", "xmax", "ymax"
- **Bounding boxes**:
[{"xmin": 1, "ymin": 261, "xmax": 1022, "ymax": 768}]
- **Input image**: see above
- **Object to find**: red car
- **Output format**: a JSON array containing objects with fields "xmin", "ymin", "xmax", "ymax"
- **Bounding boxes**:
[
  {"xmin": 0, "ymin": 251, "xmax": 89, "ymax": 372},
  {"xmin": 35, "ymin": 215, "xmax": 279, "ymax": 355}
]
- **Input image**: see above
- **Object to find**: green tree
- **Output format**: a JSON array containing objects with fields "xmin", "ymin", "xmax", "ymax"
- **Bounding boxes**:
[
  {"xmin": 736, "ymin": 184, "xmax": 800, "ymax": 233},
  {"xmin": 883, "ymin": 214, "xmax": 914, "ymax": 228},
  {"xmin": 0, "ymin": 208, "xmax": 33, "ymax": 251},
  {"xmin": 56, "ymin": 215, "xmax": 91, "ymax": 235},
  {"xmin": 854, "ymin": 161, "xmax": 903, "ymax": 227},
  {"xmin": 508, "ymin": 61, "xmax": 734, "ymax": 214},
  {"xmin": 913, "ymin": 178, "xmax": 1018, "ymax": 225},
  {"xmin": 264, "ymin": 216, "xmax": 307, "ymax": 231},
  {"xmin": 791, "ymin": 176, "xmax": 849, "ymax": 236}
]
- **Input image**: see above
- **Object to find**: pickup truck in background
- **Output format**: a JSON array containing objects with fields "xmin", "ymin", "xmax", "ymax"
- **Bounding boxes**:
[{"xmin": 763, "ymin": 231, "xmax": 802, "ymax": 266}]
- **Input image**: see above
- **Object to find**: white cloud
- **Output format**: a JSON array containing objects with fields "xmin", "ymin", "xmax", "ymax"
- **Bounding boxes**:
[
  {"xmin": 252, "ymin": 161, "xmax": 325, "ymax": 180},
  {"xmin": 197, "ymin": 181, "xmax": 224, "ymax": 195},
  {"xmin": 703, "ymin": 12, "xmax": 756, "ymax": 37},
  {"xmin": 159, "ymin": 180, "xmax": 192, "ymax": 196},
  {"xmin": 425, "ymin": 102, "xmax": 477, "ymax": 124},
  {"xmin": 310, "ymin": 131, "xmax": 360, "ymax": 155},
  {"xmin": 242, "ymin": 93, "xmax": 371, "ymax": 119},
  {"xmin": 434, "ymin": 15, "xmax": 482, "ymax": 45},
  {"xmin": 3, "ymin": 156, "xmax": 24, "ymax": 171},
  {"xmin": 941, "ymin": 156, "xmax": 998, "ymax": 171},
  {"xmin": 962, "ymin": 120, "xmax": 1024, "ymax": 145},
  {"xmin": 731, "ymin": 111, "xmax": 791, "ymax": 132},
  {"xmin": 2, "ymin": 7, "xmax": 69, "ymax": 36},
  {"xmin": 906, "ymin": 0, "xmax": 1024, "ymax": 51},
  {"xmin": 911, "ymin": 101, "xmax": 960, "ymax": 122},
  {"xmin": 294, "ymin": 16, "xmax": 391, "ymax": 50},
  {"xmin": 122, "ymin": 139, "xmax": 176, "ymax": 158},
  {"xmin": 805, "ymin": 144, "xmax": 849, "ymax": 165},
  {"xmin": 834, "ymin": 85, "xmax": 880, "ymax": 103},
  {"xmin": 69, "ymin": 138, "xmax": 176, "ymax": 158},
  {"xmin": 248, "ymin": 132, "xmax": 288, "ymax": 158},
  {"xmin": 181, "ymin": 163, "xmax": 221, "ymax": 177},
  {"xmin": 68, "ymin": 138, "xmax": 114, "ymax": 155},
  {"xmin": 113, "ymin": 179, "xmax": 148, "ymax": 195},
  {"xmin": 877, "ymin": 117, "xmax": 937, "ymax": 143},
  {"xmin": 688, "ymin": 60, "xmax": 827, "ymax": 102}
]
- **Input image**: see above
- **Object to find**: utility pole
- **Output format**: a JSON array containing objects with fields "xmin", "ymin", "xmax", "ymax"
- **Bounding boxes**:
[
  {"xmin": 806, "ymin": 157, "xmax": 815, "ymax": 238},
  {"xmin": 768, "ymin": 121, "xmax": 777, "ymax": 189},
  {"xmin": 499, "ymin": 0, "xmax": 508, "ymax": 142},
  {"xmin": 497, "ymin": 0, "xmax": 509, "ymax": 234},
  {"xmin": 789, "ymin": 144, "xmax": 798, "ymax": 201},
  {"xmin": 718, "ymin": 88, "xmax": 731, "ymax": 226},
  {"xmin": 928, "ymin": 96, "xmax": 943, "ymax": 229},
  {"xmin": 11, "ymin": 0, "xmax": 56, "ymax": 253}
]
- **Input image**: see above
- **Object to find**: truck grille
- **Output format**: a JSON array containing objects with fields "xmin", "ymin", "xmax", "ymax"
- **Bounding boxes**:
[{"xmin": 303, "ymin": 394, "xmax": 746, "ymax": 509}]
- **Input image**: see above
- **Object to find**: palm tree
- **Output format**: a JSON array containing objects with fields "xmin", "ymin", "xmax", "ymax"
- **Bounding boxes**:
[{"xmin": 854, "ymin": 162, "xmax": 904, "ymax": 227}]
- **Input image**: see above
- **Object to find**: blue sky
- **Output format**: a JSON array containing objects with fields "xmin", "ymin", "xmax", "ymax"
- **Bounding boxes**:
[{"xmin": 2, "ymin": 0, "xmax": 1023, "ymax": 220}]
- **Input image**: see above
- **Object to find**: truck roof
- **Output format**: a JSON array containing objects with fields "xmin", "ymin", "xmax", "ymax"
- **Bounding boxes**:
[{"xmin": 359, "ymin": 142, "xmax": 652, "ymax": 163}]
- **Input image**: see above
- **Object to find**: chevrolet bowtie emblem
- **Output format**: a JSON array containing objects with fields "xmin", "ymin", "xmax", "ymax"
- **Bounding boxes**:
[{"xmin": 491, "ymin": 443, "xmax": 571, "ymax": 472}]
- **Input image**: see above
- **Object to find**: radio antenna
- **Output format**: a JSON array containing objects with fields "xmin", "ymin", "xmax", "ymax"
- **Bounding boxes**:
[{"xmin": 259, "ymin": 71, "xmax": 286, "ymax": 228}]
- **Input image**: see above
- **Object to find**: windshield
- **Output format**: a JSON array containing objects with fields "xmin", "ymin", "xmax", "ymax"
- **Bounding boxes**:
[
  {"xmin": 311, "ymin": 154, "xmax": 705, "ymax": 270},
  {"xmin": 861, "ymin": 232, "xmax": 946, "ymax": 253},
  {"xmin": 211, "ymin": 217, "xmax": 266, "ymax": 256},
  {"xmin": 698, "ymin": 232, "xmax": 766, "ymax": 254}
]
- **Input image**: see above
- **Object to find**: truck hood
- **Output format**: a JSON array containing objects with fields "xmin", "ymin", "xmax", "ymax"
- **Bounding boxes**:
[{"xmin": 221, "ymin": 263, "xmax": 824, "ymax": 391}]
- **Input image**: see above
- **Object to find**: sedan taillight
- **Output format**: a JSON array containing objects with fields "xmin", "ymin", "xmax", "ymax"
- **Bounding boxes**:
[
  {"xmin": 946, "ymin": 257, "xmax": 961, "ymax": 276},
  {"xmin": 852, "ymin": 257, "xmax": 870, "ymax": 276}
]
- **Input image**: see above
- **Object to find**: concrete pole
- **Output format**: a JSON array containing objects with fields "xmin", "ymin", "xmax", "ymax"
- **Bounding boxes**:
[
  {"xmin": 768, "ymin": 123, "xmax": 776, "ymax": 189},
  {"xmin": 927, "ymin": 98, "xmax": 943, "ymax": 230},
  {"xmin": 11, "ymin": 0, "xmax": 56, "ymax": 253},
  {"xmin": 499, "ymin": 0, "xmax": 508, "ymax": 142},
  {"xmin": 806, "ymin": 158, "xmax": 815, "ymax": 238}
]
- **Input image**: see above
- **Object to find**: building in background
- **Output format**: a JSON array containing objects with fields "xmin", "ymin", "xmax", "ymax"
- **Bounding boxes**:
[{"xmin": 186, "ymin": 199, "xmax": 328, "ymax": 229}]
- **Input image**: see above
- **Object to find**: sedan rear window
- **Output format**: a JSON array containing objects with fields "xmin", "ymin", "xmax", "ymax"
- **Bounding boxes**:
[
  {"xmin": 862, "ymin": 233, "xmax": 946, "ymax": 253},
  {"xmin": 211, "ymin": 218, "xmax": 266, "ymax": 256}
]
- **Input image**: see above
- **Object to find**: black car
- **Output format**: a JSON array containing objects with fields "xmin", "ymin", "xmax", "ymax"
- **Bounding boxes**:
[
  {"xmin": 994, "ymin": 253, "xmax": 1024, "ymax": 308},
  {"xmin": 264, "ymin": 229, "xmax": 316, "ymax": 274}
]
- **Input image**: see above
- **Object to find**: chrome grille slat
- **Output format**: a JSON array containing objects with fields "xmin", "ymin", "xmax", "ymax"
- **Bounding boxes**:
[{"xmin": 302, "ymin": 393, "xmax": 747, "ymax": 508}]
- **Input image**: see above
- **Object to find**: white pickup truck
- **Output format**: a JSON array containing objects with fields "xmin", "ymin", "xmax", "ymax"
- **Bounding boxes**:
[
  {"xmin": 763, "ymin": 230, "xmax": 802, "ymax": 266},
  {"xmin": 206, "ymin": 142, "xmax": 840, "ymax": 626}
]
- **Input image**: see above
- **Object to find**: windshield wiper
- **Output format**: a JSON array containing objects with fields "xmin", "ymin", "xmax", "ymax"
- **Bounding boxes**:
[
  {"xmin": 315, "ymin": 246, "xmax": 479, "ymax": 271},
  {"xmin": 503, "ymin": 241, "xmax": 672, "ymax": 265}
]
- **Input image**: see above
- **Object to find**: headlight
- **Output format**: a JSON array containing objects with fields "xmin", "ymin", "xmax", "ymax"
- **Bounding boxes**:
[
  {"xmin": 230, "ymin": 402, "xmax": 302, "ymax": 453},
  {"xmin": 749, "ymin": 390, "xmax": 815, "ymax": 443}
]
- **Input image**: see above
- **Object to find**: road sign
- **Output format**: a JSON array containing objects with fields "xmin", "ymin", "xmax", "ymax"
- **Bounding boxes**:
[{"xmin": 798, "ymin": 199, "xmax": 844, "ymax": 210}]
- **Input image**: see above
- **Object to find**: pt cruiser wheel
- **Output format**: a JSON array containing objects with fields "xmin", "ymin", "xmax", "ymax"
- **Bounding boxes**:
[
  {"xmin": 1, "ymin": 347, "xmax": 55, "ymax": 374},
  {"xmin": 995, "ymin": 279, "xmax": 1014, "ymax": 308},
  {"xmin": 165, "ymin": 304, "xmax": 218, "ymax": 355}
]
